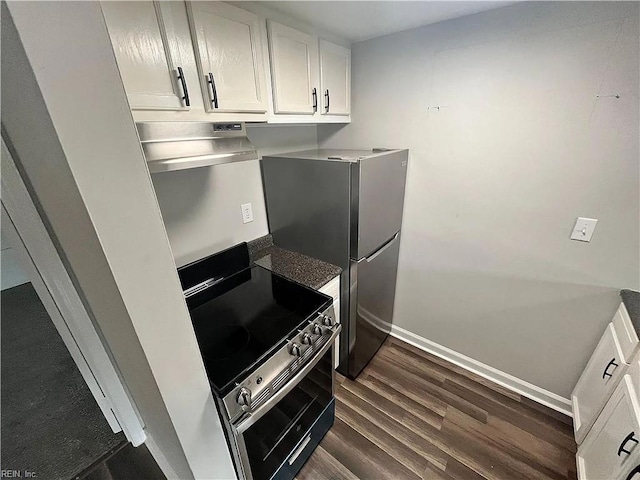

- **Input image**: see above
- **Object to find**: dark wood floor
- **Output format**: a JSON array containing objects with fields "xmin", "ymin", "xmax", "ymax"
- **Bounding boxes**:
[{"xmin": 297, "ymin": 337, "xmax": 577, "ymax": 480}]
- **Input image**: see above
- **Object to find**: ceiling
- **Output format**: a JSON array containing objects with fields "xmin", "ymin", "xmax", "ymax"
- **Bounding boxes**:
[{"xmin": 261, "ymin": 1, "xmax": 515, "ymax": 43}]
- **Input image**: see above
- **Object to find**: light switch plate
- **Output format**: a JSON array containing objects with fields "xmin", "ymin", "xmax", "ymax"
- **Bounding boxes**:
[
  {"xmin": 570, "ymin": 217, "xmax": 598, "ymax": 242},
  {"xmin": 241, "ymin": 203, "xmax": 254, "ymax": 224}
]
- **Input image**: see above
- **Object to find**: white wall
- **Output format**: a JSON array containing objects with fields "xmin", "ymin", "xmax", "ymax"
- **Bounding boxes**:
[
  {"xmin": 318, "ymin": 1, "xmax": 640, "ymax": 399},
  {"xmin": 152, "ymin": 125, "xmax": 317, "ymax": 267},
  {"xmin": 1, "ymin": 229, "xmax": 29, "ymax": 290}
]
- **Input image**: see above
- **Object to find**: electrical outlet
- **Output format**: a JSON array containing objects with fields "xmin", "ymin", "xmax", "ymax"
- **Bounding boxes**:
[
  {"xmin": 241, "ymin": 203, "xmax": 254, "ymax": 224},
  {"xmin": 570, "ymin": 217, "xmax": 598, "ymax": 242}
]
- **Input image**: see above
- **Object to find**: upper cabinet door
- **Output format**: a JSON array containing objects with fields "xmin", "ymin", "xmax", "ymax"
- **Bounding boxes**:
[
  {"xmin": 187, "ymin": 2, "xmax": 268, "ymax": 113},
  {"xmin": 267, "ymin": 21, "xmax": 319, "ymax": 115},
  {"xmin": 101, "ymin": 1, "xmax": 190, "ymax": 111},
  {"xmin": 319, "ymin": 40, "xmax": 351, "ymax": 116}
]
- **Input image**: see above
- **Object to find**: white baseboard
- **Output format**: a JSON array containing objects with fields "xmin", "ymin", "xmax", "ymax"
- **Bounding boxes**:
[{"xmin": 389, "ymin": 325, "xmax": 573, "ymax": 417}]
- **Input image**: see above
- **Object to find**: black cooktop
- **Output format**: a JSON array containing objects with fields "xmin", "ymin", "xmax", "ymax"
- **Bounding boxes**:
[{"xmin": 179, "ymin": 244, "xmax": 332, "ymax": 395}]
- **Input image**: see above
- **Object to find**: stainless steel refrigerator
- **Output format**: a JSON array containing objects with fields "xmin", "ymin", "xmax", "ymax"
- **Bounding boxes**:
[{"xmin": 261, "ymin": 149, "xmax": 408, "ymax": 378}]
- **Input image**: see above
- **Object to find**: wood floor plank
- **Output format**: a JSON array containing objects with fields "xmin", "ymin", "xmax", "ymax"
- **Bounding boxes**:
[
  {"xmin": 402, "ymin": 413, "xmax": 517, "ymax": 480},
  {"xmin": 335, "ymin": 398, "xmax": 430, "ymax": 476},
  {"xmin": 340, "ymin": 376, "xmax": 409, "ymax": 422},
  {"xmin": 442, "ymin": 379, "xmax": 575, "ymax": 453},
  {"xmin": 486, "ymin": 415, "xmax": 575, "ymax": 476},
  {"xmin": 377, "ymin": 345, "xmax": 448, "ymax": 384},
  {"xmin": 441, "ymin": 415, "xmax": 547, "ymax": 480},
  {"xmin": 296, "ymin": 338, "xmax": 577, "ymax": 480},
  {"xmin": 368, "ymin": 355, "xmax": 489, "ymax": 423},
  {"xmin": 358, "ymin": 374, "xmax": 445, "ymax": 429},
  {"xmin": 321, "ymin": 417, "xmax": 421, "ymax": 480},
  {"xmin": 445, "ymin": 375, "xmax": 574, "ymax": 440},
  {"xmin": 445, "ymin": 457, "xmax": 487, "ymax": 480},
  {"xmin": 444, "ymin": 376, "xmax": 573, "ymax": 438},
  {"xmin": 445, "ymin": 406, "xmax": 570, "ymax": 480},
  {"xmin": 382, "ymin": 341, "xmax": 525, "ymax": 410},
  {"xmin": 423, "ymin": 461, "xmax": 457, "ymax": 480},
  {"xmin": 295, "ymin": 445, "xmax": 359, "ymax": 480},
  {"xmin": 387, "ymin": 337, "xmax": 522, "ymax": 401},
  {"xmin": 387, "ymin": 338, "xmax": 573, "ymax": 437},
  {"xmin": 335, "ymin": 387, "xmax": 450, "ymax": 470}
]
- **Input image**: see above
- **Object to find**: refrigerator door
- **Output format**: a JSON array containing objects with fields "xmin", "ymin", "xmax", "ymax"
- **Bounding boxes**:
[
  {"xmin": 348, "ymin": 232, "xmax": 401, "ymax": 378},
  {"xmin": 351, "ymin": 150, "xmax": 408, "ymax": 259}
]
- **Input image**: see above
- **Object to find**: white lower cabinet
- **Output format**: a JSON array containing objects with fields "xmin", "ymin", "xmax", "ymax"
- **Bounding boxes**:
[
  {"xmin": 573, "ymin": 299, "xmax": 640, "ymax": 480},
  {"xmin": 573, "ymin": 323, "xmax": 628, "ymax": 443},
  {"xmin": 319, "ymin": 276, "xmax": 340, "ymax": 369},
  {"xmin": 577, "ymin": 375, "xmax": 640, "ymax": 480}
]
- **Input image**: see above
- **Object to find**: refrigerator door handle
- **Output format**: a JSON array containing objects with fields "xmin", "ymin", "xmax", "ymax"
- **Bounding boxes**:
[{"xmin": 361, "ymin": 232, "xmax": 400, "ymax": 263}]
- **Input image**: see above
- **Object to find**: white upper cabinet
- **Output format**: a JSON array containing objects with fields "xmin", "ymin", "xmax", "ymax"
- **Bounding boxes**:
[
  {"xmin": 267, "ymin": 21, "xmax": 319, "ymax": 115},
  {"xmin": 102, "ymin": 1, "xmax": 349, "ymax": 123},
  {"xmin": 102, "ymin": 1, "xmax": 190, "ymax": 111},
  {"xmin": 319, "ymin": 40, "xmax": 351, "ymax": 116},
  {"xmin": 187, "ymin": 2, "xmax": 268, "ymax": 113}
]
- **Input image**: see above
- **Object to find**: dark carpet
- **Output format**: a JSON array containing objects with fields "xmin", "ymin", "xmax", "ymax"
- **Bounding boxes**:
[{"xmin": 1, "ymin": 283, "xmax": 125, "ymax": 479}]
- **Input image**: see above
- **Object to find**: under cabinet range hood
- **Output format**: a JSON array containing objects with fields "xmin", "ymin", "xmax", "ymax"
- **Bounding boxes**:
[{"xmin": 137, "ymin": 122, "xmax": 258, "ymax": 173}]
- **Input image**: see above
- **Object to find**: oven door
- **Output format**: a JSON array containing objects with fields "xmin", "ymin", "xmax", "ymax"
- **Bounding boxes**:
[{"xmin": 233, "ymin": 327, "xmax": 339, "ymax": 480}]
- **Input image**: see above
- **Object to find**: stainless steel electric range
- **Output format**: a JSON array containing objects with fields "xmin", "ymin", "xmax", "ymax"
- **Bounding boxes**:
[{"xmin": 178, "ymin": 243, "xmax": 340, "ymax": 480}]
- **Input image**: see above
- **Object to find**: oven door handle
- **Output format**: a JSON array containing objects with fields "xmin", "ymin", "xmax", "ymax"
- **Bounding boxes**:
[{"xmin": 234, "ymin": 325, "xmax": 341, "ymax": 435}]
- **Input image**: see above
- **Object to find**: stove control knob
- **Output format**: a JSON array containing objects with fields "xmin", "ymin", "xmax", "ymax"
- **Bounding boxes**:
[
  {"xmin": 290, "ymin": 343, "xmax": 302, "ymax": 357},
  {"xmin": 302, "ymin": 333, "xmax": 313, "ymax": 345},
  {"xmin": 312, "ymin": 323, "xmax": 322, "ymax": 335},
  {"xmin": 236, "ymin": 387, "xmax": 251, "ymax": 407},
  {"xmin": 322, "ymin": 315, "xmax": 334, "ymax": 327}
]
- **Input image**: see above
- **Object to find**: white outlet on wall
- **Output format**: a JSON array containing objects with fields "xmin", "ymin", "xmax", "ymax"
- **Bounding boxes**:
[
  {"xmin": 570, "ymin": 217, "xmax": 598, "ymax": 242},
  {"xmin": 241, "ymin": 203, "xmax": 254, "ymax": 224}
]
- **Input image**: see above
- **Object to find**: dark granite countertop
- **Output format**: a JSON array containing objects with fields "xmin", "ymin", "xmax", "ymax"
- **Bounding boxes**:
[
  {"xmin": 248, "ymin": 235, "xmax": 341, "ymax": 290},
  {"xmin": 621, "ymin": 289, "xmax": 640, "ymax": 333}
]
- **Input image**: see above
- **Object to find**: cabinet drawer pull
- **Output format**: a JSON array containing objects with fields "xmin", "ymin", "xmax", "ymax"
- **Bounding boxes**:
[
  {"xmin": 312, "ymin": 88, "xmax": 318, "ymax": 112},
  {"xmin": 324, "ymin": 89, "xmax": 330, "ymax": 112},
  {"xmin": 618, "ymin": 432, "xmax": 639, "ymax": 456},
  {"xmin": 625, "ymin": 465, "xmax": 640, "ymax": 480},
  {"xmin": 602, "ymin": 358, "xmax": 619, "ymax": 379},
  {"xmin": 207, "ymin": 72, "xmax": 219, "ymax": 109},
  {"xmin": 176, "ymin": 67, "xmax": 190, "ymax": 107}
]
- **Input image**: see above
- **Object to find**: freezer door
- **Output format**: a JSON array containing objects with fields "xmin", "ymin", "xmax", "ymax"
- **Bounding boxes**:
[
  {"xmin": 348, "ymin": 232, "xmax": 401, "ymax": 378},
  {"xmin": 351, "ymin": 150, "xmax": 408, "ymax": 259}
]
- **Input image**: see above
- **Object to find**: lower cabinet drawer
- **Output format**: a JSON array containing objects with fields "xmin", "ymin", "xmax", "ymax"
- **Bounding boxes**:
[
  {"xmin": 572, "ymin": 323, "xmax": 628, "ymax": 444},
  {"xmin": 577, "ymin": 376, "xmax": 640, "ymax": 480}
]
